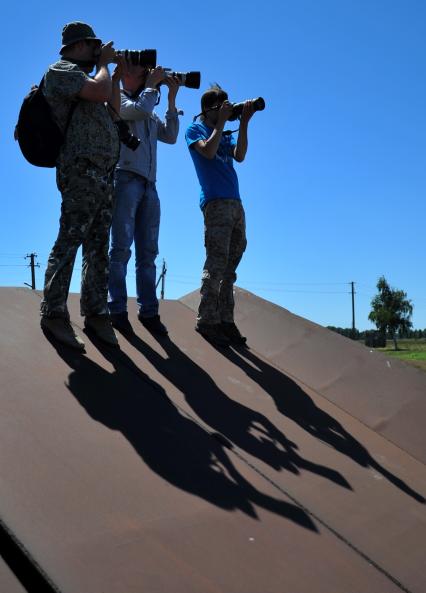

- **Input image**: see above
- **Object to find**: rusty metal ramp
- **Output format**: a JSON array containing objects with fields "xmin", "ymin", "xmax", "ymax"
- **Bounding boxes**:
[
  {"xmin": 181, "ymin": 288, "xmax": 426, "ymax": 464},
  {"xmin": 1, "ymin": 287, "xmax": 425, "ymax": 593}
]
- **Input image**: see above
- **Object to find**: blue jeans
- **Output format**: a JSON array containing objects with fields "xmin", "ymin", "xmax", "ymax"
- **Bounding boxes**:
[{"xmin": 108, "ymin": 170, "xmax": 160, "ymax": 317}]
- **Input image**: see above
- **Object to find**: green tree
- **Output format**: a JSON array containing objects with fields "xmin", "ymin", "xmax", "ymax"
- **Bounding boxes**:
[{"xmin": 368, "ymin": 276, "xmax": 413, "ymax": 350}]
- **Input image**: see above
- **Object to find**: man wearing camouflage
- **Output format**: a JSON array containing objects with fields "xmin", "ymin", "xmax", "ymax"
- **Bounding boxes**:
[
  {"xmin": 185, "ymin": 85, "xmax": 254, "ymax": 346},
  {"xmin": 40, "ymin": 22, "xmax": 122, "ymax": 350}
]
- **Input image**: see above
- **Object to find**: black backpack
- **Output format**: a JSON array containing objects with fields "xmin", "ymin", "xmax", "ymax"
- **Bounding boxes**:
[{"xmin": 15, "ymin": 77, "xmax": 77, "ymax": 168}]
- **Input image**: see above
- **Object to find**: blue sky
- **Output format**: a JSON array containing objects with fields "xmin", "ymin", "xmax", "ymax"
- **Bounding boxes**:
[{"xmin": 1, "ymin": 0, "xmax": 425, "ymax": 330}]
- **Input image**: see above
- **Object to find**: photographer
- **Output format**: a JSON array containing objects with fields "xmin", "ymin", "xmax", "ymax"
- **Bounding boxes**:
[
  {"xmin": 40, "ymin": 21, "xmax": 122, "ymax": 349},
  {"xmin": 185, "ymin": 85, "xmax": 254, "ymax": 346},
  {"xmin": 108, "ymin": 61, "xmax": 180, "ymax": 335}
]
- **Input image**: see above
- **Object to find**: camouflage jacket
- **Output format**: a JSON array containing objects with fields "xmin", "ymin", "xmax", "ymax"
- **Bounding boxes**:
[{"xmin": 43, "ymin": 60, "xmax": 119, "ymax": 171}]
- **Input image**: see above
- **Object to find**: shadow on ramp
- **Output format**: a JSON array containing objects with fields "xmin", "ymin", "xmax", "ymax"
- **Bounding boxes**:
[
  {"xmin": 120, "ymin": 330, "xmax": 352, "ymax": 491},
  {"xmin": 219, "ymin": 345, "xmax": 425, "ymax": 505},
  {"xmin": 44, "ymin": 331, "xmax": 317, "ymax": 532}
]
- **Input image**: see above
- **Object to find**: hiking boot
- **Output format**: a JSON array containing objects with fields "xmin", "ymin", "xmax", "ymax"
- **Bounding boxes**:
[
  {"xmin": 195, "ymin": 323, "xmax": 230, "ymax": 347},
  {"xmin": 221, "ymin": 322, "xmax": 247, "ymax": 345},
  {"xmin": 84, "ymin": 315, "xmax": 119, "ymax": 347},
  {"xmin": 41, "ymin": 317, "xmax": 85, "ymax": 351},
  {"xmin": 110, "ymin": 311, "xmax": 134, "ymax": 334},
  {"xmin": 138, "ymin": 314, "xmax": 168, "ymax": 336}
]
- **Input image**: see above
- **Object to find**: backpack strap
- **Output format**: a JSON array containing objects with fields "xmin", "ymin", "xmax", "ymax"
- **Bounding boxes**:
[{"xmin": 39, "ymin": 75, "xmax": 78, "ymax": 138}]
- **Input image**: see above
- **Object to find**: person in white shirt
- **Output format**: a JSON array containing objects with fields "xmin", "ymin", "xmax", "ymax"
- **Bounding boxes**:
[{"xmin": 108, "ymin": 61, "xmax": 180, "ymax": 335}]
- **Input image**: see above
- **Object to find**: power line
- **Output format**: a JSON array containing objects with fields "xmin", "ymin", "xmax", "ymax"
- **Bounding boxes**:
[
  {"xmin": 239, "ymin": 281, "xmax": 350, "ymax": 286},
  {"xmin": 350, "ymin": 281, "xmax": 356, "ymax": 338},
  {"xmin": 24, "ymin": 254, "xmax": 40, "ymax": 290}
]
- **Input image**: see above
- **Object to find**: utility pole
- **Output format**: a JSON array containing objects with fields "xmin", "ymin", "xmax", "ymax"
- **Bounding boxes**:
[
  {"xmin": 350, "ymin": 281, "xmax": 356, "ymax": 339},
  {"xmin": 24, "ymin": 253, "xmax": 40, "ymax": 290},
  {"xmin": 155, "ymin": 259, "xmax": 167, "ymax": 300}
]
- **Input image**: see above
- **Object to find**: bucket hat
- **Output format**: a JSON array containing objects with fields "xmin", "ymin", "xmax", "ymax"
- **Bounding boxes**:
[{"xmin": 60, "ymin": 22, "xmax": 101, "ymax": 53}]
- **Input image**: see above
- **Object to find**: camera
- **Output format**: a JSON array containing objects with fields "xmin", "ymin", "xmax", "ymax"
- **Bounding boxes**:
[
  {"xmin": 115, "ymin": 50, "xmax": 200, "ymax": 89},
  {"xmin": 115, "ymin": 120, "xmax": 140, "ymax": 151},
  {"xmin": 228, "ymin": 97, "xmax": 266, "ymax": 121},
  {"xmin": 116, "ymin": 49, "xmax": 157, "ymax": 68},
  {"xmin": 163, "ymin": 69, "xmax": 201, "ymax": 89}
]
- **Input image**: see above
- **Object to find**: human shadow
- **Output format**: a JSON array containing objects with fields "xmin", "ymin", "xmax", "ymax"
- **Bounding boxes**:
[
  {"xmin": 219, "ymin": 345, "xmax": 425, "ymax": 504},
  {"xmin": 120, "ymin": 330, "xmax": 351, "ymax": 491},
  {"xmin": 43, "ymin": 331, "xmax": 317, "ymax": 531}
]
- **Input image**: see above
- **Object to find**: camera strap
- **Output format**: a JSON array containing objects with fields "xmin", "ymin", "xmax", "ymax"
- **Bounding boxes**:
[
  {"xmin": 192, "ymin": 106, "xmax": 217, "ymax": 121},
  {"xmin": 107, "ymin": 103, "xmax": 122, "ymax": 122},
  {"xmin": 192, "ymin": 106, "xmax": 239, "ymax": 134},
  {"xmin": 38, "ymin": 77, "xmax": 78, "ymax": 135}
]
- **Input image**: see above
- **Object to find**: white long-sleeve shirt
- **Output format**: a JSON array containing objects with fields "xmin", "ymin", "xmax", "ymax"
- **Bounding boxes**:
[{"xmin": 117, "ymin": 87, "xmax": 179, "ymax": 182}]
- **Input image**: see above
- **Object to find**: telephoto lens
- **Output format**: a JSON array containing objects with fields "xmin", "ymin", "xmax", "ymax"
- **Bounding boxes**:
[
  {"xmin": 164, "ymin": 69, "xmax": 201, "ymax": 89},
  {"xmin": 116, "ymin": 49, "xmax": 157, "ymax": 68},
  {"xmin": 228, "ymin": 97, "xmax": 266, "ymax": 121}
]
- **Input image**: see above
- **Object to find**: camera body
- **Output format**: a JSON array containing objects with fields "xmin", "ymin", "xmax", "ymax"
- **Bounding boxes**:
[
  {"xmin": 228, "ymin": 97, "xmax": 265, "ymax": 121},
  {"xmin": 115, "ymin": 120, "xmax": 140, "ymax": 151}
]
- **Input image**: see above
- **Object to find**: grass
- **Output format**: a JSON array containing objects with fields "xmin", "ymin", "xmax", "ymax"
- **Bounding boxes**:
[{"xmin": 375, "ymin": 339, "xmax": 426, "ymax": 372}]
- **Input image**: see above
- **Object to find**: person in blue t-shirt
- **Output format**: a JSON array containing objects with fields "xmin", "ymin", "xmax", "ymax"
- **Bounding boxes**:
[{"xmin": 185, "ymin": 85, "xmax": 255, "ymax": 346}]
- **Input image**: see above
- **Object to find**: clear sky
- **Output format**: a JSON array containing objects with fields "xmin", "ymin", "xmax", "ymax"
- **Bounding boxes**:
[{"xmin": 1, "ymin": 0, "xmax": 425, "ymax": 330}]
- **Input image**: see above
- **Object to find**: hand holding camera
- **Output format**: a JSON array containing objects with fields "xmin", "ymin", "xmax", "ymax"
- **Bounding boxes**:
[
  {"xmin": 112, "ymin": 53, "xmax": 127, "ymax": 83},
  {"xmin": 217, "ymin": 100, "xmax": 234, "ymax": 126},
  {"xmin": 239, "ymin": 100, "xmax": 255, "ymax": 124},
  {"xmin": 144, "ymin": 66, "xmax": 166, "ymax": 89},
  {"xmin": 98, "ymin": 41, "xmax": 117, "ymax": 66},
  {"xmin": 163, "ymin": 74, "xmax": 180, "ymax": 104}
]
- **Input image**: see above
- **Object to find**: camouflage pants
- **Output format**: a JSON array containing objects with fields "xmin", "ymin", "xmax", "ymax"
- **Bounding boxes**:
[
  {"xmin": 198, "ymin": 199, "xmax": 247, "ymax": 325},
  {"xmin": 40, "ymin": 159, "xmax": 114, "ymax": 318}
]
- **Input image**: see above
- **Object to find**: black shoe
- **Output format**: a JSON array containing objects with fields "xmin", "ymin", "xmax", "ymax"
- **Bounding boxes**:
[
  {"xmin": 195, "ymin": 323, "xmax": 230, "ymax": 347},
  {"xmin": 41, "ymin": 317, "xmax": 85, "ymax": 351},
  {"xmin": 221, "ymin": 322, "xmax": 247, "ymax": 345},
  {"xmin": 110, "ymin": 311, "xmax": 134, "ymax": 334},
  {"xmin": 84, "ymin": 315, "xmax": 119, "ymax": 347},
  {"xmin": 138, "ymin": 314, "xmax": 168, "ymax": 336}
]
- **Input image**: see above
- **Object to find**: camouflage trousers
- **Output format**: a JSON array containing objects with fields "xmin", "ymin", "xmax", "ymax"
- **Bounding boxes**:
[
  {"xmin": 198, "ymin": 199, "xmax": 247, "ymax": 325},
  {"xmin": 40, "ymin": 159, "xmax": 114, "ymax": 318}
]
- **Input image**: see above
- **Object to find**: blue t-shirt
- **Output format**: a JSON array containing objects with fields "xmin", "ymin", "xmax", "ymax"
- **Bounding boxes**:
[{"xmin": 185, "ymin": 121, "xmax": 240, "ymax": 209}]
